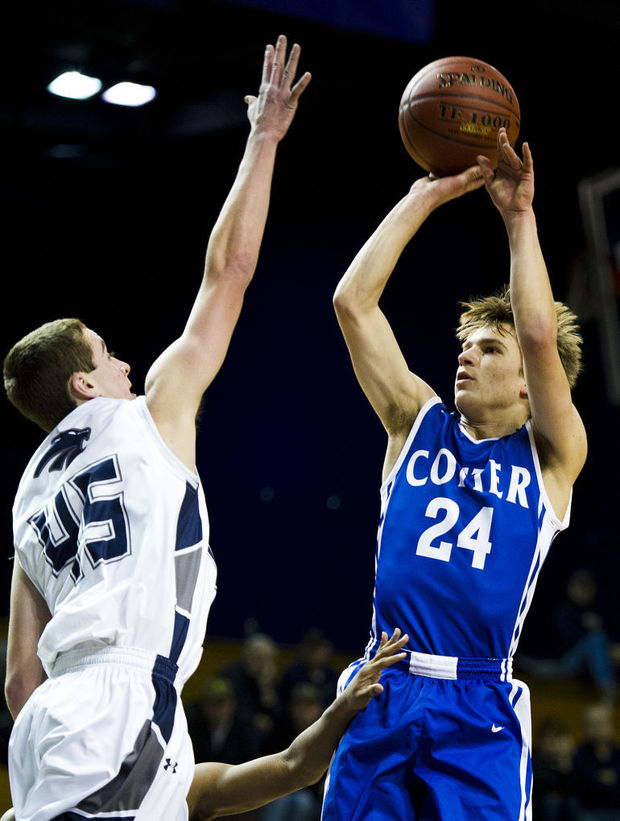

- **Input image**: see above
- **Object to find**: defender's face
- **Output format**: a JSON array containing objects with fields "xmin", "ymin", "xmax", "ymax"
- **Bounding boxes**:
[
  {"xmin": 84, "ymin": 328, "xmax": 135, "ymax": 400},
  {"xmin": 454, "ymin": 323, "xmax": 525, "ymax": 415}
]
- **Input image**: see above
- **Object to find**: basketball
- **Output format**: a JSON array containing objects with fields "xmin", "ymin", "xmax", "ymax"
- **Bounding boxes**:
[{"xmin": 398, "ymin": 56, "xmax": 520, "ymax": 176}]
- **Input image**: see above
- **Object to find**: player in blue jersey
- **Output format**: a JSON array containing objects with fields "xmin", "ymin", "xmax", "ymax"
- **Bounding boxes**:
[
  {"xmin": 3, "ymin": 36, "xmax": 311, "ymax": 821},
  {"xmin": 322, "ymin": 128, "xmax": 587, "ymax": 820}
]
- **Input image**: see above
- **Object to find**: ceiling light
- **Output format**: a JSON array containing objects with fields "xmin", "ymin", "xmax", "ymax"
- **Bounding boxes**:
[
  {"xmin": 47, "ymin": 71, "xmax": 103, "ymax": 100},
  {"xmin": 102, "ymin": 82, "xmax": 157, "ymax": 107}
]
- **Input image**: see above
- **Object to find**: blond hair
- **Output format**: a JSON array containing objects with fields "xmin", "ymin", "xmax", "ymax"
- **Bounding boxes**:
[
  {"xmin": 456, "ymin": 286, "xmax": 583, "ymax": 388},
  {"xmin": 4, "ymin": 318, "xmax": 95, "ymax": 432}
]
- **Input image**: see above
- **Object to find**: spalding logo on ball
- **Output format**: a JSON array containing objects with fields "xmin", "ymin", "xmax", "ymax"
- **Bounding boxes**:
[{"xmin": 398, "ymin": 56, "xmax": 520, "ymax": 176}]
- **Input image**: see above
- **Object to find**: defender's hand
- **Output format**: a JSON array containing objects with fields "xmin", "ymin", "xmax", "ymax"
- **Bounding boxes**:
[
  {"xmin": 342, "ymin": 628, "xmax": 408, "ymax": 712},
  {"xmin": 245, "ymin": 34, "xmax": 311, "ymax": 141}
]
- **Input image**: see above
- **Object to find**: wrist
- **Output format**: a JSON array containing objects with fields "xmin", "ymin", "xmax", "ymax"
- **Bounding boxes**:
[
  {"xmin": 248, "ymin": 123, "xmax": 284, "ymax": 145},
  {"xmin": 329, "ymin": 688, "xmax": 358, "ymax": 721},
  {"xmin": 503, "ymin": 207, "xmax": 537, "ymax": 242},
  {"xmin": 502, "ymin": 206, "xmax": 536, "ymax": 227},
  {"xmin": 397, "ymin": 189, "xmax": 436, "ymax": 224}
]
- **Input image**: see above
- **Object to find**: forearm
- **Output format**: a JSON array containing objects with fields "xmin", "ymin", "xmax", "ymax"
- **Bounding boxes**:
[
  {"xmin": 6, "ymin": 679, "xmax": 36, "ymax": 720},
  {"xmin": 5, "ymin": 664, "xmax": 45, "ymax": 719},
  {"xmin": 334, "ymin": 168, "xmax": 483, "ymax": 314},
  {"xmin": 189, "ymin": 701, "xmax": 355, "ymax": 821},
  {"xmin": 281, "ymin": 694, "xmax": 358, "ymax": 787},
  {"xmin": 334, "ymin": 191, "xmax": 435, "ymax": 314},
  {"xmin": 204, "ymin": 128, "xmax": 280, "ymax": 284},
  {"xmin": 6, "ymin": 560, "xmax": 50, "ymax": 719},
  {"xmin": 504, "ymin": 208, "xmax": 558, "ymax": 345}
]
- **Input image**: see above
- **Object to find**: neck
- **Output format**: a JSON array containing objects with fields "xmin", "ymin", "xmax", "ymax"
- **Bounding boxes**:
[{"xmin": 458, "ymin": 413, "xmax": 528, "ymax": 441}]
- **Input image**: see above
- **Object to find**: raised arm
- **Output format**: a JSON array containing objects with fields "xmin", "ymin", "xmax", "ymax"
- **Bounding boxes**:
[
  {"xmin": 477, "ymin": 130, "xmax": 587, "ymax": 510},
  {"xmin": 187, "ymin": 629, "xmax": 407, "ymax": 820},
  {"xmin": 5, "ymin": 560, "xmax": 50, "ymax": 719},
  {"xmin": 145, "ymin": 36, "xmax": 310, "ymax": 469},
  {"xmin": 333, "ymin": 168, "xmax": 484, "ymax": 476}
]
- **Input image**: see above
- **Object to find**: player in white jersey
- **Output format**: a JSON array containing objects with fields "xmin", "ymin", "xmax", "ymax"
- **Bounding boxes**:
[
  {"xmin": 322, "ymin": 129, "xmax": 587, "ymax": 819},
  {"xmin": 3, "ymin": 35, "xmax": 311, "ymax": 821}
]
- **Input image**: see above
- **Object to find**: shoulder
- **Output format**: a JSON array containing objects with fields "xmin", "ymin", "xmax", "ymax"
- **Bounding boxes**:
[
  {"xmin": 525, "ymin": 421, "xmax": 580, "ymax": 524},
  {"xmin": 382, "ymin": 397, "xmax": 446, "ymax": 483},
  {"xmin": 406, "ymin": 398, "xmax": 457, "ymax": 444}
]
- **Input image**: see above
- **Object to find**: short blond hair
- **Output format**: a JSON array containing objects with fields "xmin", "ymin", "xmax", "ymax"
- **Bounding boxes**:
[
  {"xmin": 4, "ymin": 318, "xmax": 95, "ymax": 432},
  {"xmin": 456, "ymin": 286, "xmax": 583, "ymax": 388}
]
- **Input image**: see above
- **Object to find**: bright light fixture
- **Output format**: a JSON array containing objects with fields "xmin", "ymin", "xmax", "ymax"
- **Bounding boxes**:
[
  {"xmin": 47, "ymin": 71, "xmax": 103, "ymax": 100},
  {"xmin": 102, "ymin": 82, "xmax": 157, "ymax": 107}
]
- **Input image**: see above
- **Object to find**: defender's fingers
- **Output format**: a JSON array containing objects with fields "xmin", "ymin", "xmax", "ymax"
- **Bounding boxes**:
[
  {"xmin": 374, "ymin": 632, "xmax": 408, "ymax": 662},
  {"xmin": 261, "ymin": 43, "xmax": 274, "ymax": 85},
  {"xmin": 289, "ymin": 71, "xmax": 311, "ymax": 104},
  {"xmin": 357, "ymin": 681, "xmax": 385, "ymax": 700},
  {"xmin": 384, "ymin": 627, "xmax": 404, "ymax": 644},
  {"xmin": 376, "ymin": 651, "xmax": 407, "ymax": 670},
  {"xmin": 270, "ymin": 34, "xmax": 287, "ymax": 84},
  {"xmin": 282, "ymin": 42, "xmax": 301, "ymax": 86},
  {"xmin": 364, "ymin": 651, "xmax": 407, "ymax": 677},
  {"xmin": 375, "ymin": 628, "xmax": 400, "ymax": 655}
]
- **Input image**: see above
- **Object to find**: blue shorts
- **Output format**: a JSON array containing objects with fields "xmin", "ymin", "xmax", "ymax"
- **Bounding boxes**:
[{"xmin": 321, "ymin": 655, "xmax": 532, "ymax": 820}]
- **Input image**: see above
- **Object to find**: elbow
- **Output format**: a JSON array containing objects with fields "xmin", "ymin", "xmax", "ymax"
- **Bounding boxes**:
[
  {"xmin": 5, "ymin": 671, "xmax": 38, "ymax": 720},
  {"xmin": 333, "ymin": 286, "xmax": 362, "ymax": 324},
  {"xmin": 225, "ymin": 254, "xmax": 256, "ymax": 287},
  {"xmin": 517, "ymin": 315, "xmax": 557, "ymax": 355},
  {"xmin": 333, "ymin": 270, "xmax": 379, "ymax": 322},
  {"xmin": 333, "ymin": 289, "xmax": 348, "ymax": 319},
  {"xmin": 207, "ymin": 251, "xmax": 256, "ymax": 290},
  {"xmin": 5, "ymin": 677, "xmax": 24, "ymax": 720}
]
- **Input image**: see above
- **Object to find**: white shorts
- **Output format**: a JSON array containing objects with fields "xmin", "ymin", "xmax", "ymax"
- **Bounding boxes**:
[{"xmin": 8, "ymin": 647, "xmax": 194, "ymax": 821}]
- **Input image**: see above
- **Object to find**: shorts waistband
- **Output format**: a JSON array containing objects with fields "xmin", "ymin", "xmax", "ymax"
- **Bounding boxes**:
[
  {"xmin": 49, "ymin": 646, "xmax": 175, "ymax": 682},
  {"xmin": 387, "ymin": 650, "xmax": 512, "ymax": 681}
]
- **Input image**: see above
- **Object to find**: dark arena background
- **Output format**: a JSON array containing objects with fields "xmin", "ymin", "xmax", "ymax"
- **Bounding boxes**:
[{"xmin": 0, "ymin": 0, "xmax": 619, "ymax": 808}]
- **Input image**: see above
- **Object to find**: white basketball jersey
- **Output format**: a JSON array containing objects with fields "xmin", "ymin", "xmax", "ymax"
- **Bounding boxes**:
[{"xmin": 12, "ymin": 396, "xmax": 217, "ymax": 688}]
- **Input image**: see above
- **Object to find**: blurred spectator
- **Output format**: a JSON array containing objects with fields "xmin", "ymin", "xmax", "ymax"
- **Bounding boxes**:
[
  {"xmin": 573, "ymin": 703, "xmax": 620, "ymax": 820},
  {"xmin": 219, "ymin": 633, "xmax": 281, "ymax": 735},
  {"xmin": 517, "ymin": 569, "xmax": 617, "ymax": 702},
  {"xmin": 555, "ymin": 571, "xmax": 617, "ymax": 700},
  {"xmin": 258, "ymin": 683, "xmax": 325, "ymax": 821},
  {"xmin": 532, "ymin": 715, "xmax": 579, "ymax": 820},
  {"xmin": 279, "ymin": 628, "xmax": 339, "ymax": 710},
  {"xmin": 185, "ymin": 676, "xmax": 260, "ymax": 765}
]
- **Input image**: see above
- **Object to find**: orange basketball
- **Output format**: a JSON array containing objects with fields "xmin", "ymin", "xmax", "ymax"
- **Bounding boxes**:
[{"xmin": 398, "ymin": 56, "xmax": 520, "ymax": 176}]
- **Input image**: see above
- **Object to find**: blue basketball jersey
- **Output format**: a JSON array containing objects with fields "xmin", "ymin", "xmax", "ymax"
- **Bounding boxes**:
[{"xmin": 367, "ymin": 397, "xmax": 570, "ymax": 662}]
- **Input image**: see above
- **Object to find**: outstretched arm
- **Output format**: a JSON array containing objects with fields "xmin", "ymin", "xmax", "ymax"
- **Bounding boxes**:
[
  {"xmin": 145, "ymin": 36, "xmax": 311, "ymax": 469},
  {"xmin": 333, "ymin": 167, "xmax": 484, "ymax": 477},
  {"xmin": 187, "ymin": 629, "xmax": 408, "ymax": 820},
  {"xmin": 477, "ymin": 130, "xmax": 586, "ymax": 509}
]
